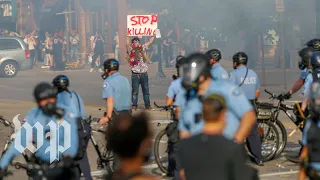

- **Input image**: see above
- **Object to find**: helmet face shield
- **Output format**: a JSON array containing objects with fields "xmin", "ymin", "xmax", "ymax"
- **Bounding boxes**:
[{"xmin": 181, "ymin": 62, "xmax": 200, "ymax": 90}]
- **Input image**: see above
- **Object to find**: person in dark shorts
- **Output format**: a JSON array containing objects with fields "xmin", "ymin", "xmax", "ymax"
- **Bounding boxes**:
[
  {"xmin": 107, "ymin": 112, "xmax": 160, "ymax": 180},
  {"xmin": 177, "ymin": 94, "xmax": 259, "ymax": 180}
]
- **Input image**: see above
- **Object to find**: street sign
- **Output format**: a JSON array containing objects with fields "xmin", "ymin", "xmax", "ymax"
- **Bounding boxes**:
[{"xmin": 275, "ymin": 0, "xmax": 284, "ymax": 12}]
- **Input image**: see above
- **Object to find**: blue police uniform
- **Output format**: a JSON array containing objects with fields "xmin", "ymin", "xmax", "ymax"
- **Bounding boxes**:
[
  {"xmin": 302, "ymin": 72, "xmax": 313, "ymax": 98},
  {"xmin": 0, "ymin": 104, "xmax": 79, "ymax": 169},
  {"xmin": 167, "ymin": 78, "xmax": 182, "ymax": 99},
  {"xmin": 229, "ymin": 65, "xmax": 262, "ymax": 162},
  {"xmin": 230, "ymin": 66, "xmax": 260, "ymax": 100},
  {"xmin": 301, "ymin": 68, "xmax": 309, "ymax": 80},
  {"xmin": 175, "ymin": 80, "xmax": 253, "ymax": 140},
  {"xmin": 57, "ymin": 90, "xmax": 87, "ymax": 120},
  {"xmin": 57, "ymin": 90, "xmax": 92, "ymax": 180},
  {"xmin": 302, "ymin": 120, "xmax": 320, "ymax": 171},
  {"xmin": 211, "ymin": 63, "xmax": 229, "ymax": 80},
  {"xmin": 102, "ymin": 72, "xmax": 131, "ymax": 111},
  {"xmin": 166, "ymin": 78, "xmax": 182, "ymax": 178}
]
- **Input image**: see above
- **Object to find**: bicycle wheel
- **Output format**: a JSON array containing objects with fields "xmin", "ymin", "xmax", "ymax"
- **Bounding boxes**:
[
  {"xmin": 153, "ymin": 129, "xmax": 168, "ymax": 174},
  {"xmin": 274, "ymin": 119, "xmax": 287, "ymax": 157},
  {"xmin": 259, "ymin": 120, "xmax": 280, "ymax": 161}
]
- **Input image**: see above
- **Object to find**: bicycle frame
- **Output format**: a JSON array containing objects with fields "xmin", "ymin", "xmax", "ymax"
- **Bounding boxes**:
[{"xmin": 273, "ymin": 100, "xmax": 296, "ymax": 124}]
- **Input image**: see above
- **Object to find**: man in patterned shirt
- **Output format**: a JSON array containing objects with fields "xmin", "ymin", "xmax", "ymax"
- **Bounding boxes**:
[{"xmin": 126, "ymin": 34, "xmax": 156, "ymax": 110}]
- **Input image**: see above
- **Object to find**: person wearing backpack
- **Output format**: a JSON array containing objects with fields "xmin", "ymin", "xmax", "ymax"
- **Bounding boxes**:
[
  {"xmin": 229, "ymin": 52, "xmax": 263, "ymax": 166},
  {"xmin": 299, "ymin": 73, "xmax": 320, "ymax": 180},
  {"xmin": 52, "ymin": 75, "xmax": 92, "ymax": 180},
  {"xmin": 70, "ymin": 30, "xmax": 80, "ymax": 62}
]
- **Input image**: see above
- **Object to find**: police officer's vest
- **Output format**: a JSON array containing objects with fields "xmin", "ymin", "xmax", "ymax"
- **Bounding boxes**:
[
  {"xmin": 307, "ymin": 120, "xmax": 320, "ymax": 163},
  {"xmin": 312, "ymin": 70, "xmax": 320, "ymax": 84}
]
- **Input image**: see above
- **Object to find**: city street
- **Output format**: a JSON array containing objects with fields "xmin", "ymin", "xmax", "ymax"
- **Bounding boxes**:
[{"xmin": 0, "ymin": 63, "xmax": 306, "ymax": 179}]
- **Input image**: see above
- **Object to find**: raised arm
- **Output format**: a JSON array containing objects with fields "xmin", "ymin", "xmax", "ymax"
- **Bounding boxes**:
[
  {"xmin": 126, "ymin": 34, "xmax": 130, "ymax": 49},
  {"xmin": 145, "ymin": 35, "xmax": 156, "ymax": 48}
]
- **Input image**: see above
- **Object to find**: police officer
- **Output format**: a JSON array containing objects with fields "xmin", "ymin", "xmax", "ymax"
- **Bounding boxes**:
[
  {"xmin": 297, "ymin": 48, "xmax": 314, "ymax": 112},
  {"xmin": 165, "ymin": 56, "xmax": 186, "ymax": 178},
  {"xmin": 99, "ymin": 59, "xmax": 131, "ymax": 126},
  {"xmin": 175, "ymin": 52, "xmax": 256, "ymax": 143},
  {"xmin": 205, "ymin": 49, "xmax": 229, "ymax": 80},
  {"xmin": 0, "ymin": 82, "xmax": 79, "ymax": 179},
  {"xmin": 281, "ymin": 39, "xmax": 320, "ymax": 100},
  {"xmin": 230, "ymin": 52, "xmax": 263, "ymax": 166},
  {"xmin": 166, "ymin": 56, "xmax": 186, "ymax": 106},
  {"xmin": 299, "ymin": 81, "xmax": 320, "ymax": 180},
  {"xmin": 52, "ymin": 75, "xmax": 92, "ymax": 180}
]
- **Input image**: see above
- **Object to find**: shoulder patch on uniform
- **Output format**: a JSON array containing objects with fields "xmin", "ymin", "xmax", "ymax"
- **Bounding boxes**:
[
  {"xmin": 67, "ymin": 111, "xmax": 75, "ymax": 119},
  {"xmin": 232, "ymin": 87, "xmax": 242, "ymax": 96},
  {"xmin": 103, "ymin": 83, "xmax": 109, "ymax": 89}
]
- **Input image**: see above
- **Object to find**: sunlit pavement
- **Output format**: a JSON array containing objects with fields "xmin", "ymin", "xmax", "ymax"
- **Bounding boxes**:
[{"xmin": 0, "ymin": 65, "xmax": 305, "ymax": 179}]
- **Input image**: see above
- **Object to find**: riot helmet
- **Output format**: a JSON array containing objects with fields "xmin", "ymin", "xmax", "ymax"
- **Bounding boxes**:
[
  {"xmin": 298, "ymin": 47, "xmax": 313, "ymax": 70},
  {"xmin": 310, "ymin": 51, "xmax": 320, "ymax": 69},
  {"xmin": 52, "ymin": 75, "xmax": 69, "ymax": 92},
  {"xmin": 232, "ymin": 52, "xmax": 248, "ymax": 69},
  {"xmin": 175, "ymin": 55, "xmax": 186, "ymax": 77},
  {"xmin": 306, "ymin": 39, "xmax": 320, "ymax": 51},
  {"xmin": 33, "ymin": 82, "xmax": 58, "ymax": 116},
  {"xmin": 180, "ymin": 53, "xmax": 211, "ymax": 92},
  {"xmin": 102, "ymin": 59, "xmax": 120, "ymax": 79},
  {"xmin": 205, "ymin": 49, "xmax": 222, "ymax": 64}
]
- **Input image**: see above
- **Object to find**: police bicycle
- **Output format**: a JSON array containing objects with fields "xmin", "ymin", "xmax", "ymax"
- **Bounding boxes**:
[
  {"xmin": 8, "ymin": 160, "xmax": 79, "ymax": 179},
  {"xmin": 84, "ymin": 114, "xmax": 115, "ymax": 179},
  {"xmin": 0, "ymin": 116, "xmax": 30, "ymax": 163},
  {"xmin": 153, "ymin": 100, "xmax": 280, "ymax": 174},
  {"xmin": 260, "ymin": 89, "xmax": 306, "ymax": 158},
  {"xmin": 153, "ymin": 102, "xmax": 176, "ymax": 175}
]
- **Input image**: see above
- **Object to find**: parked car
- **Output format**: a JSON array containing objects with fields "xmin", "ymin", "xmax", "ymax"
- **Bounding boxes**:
[{"xmin": 0, "ymin": 36, "xmax": 30, "ymax": 78}]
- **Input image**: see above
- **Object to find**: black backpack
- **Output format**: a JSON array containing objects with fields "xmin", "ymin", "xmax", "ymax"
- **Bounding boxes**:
[
  {"xmin": 73, "ymin": 92, "xmax": 87, "ymax": 161},
  {"xmin": 312, "ymin": 69, "xmax": 320, "ymax": 84}
]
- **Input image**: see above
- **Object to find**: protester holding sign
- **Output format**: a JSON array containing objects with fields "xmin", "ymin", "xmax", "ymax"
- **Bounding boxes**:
[{"xmin": 126, "ymin": 15, "xmax": 157, "ymax": 110}]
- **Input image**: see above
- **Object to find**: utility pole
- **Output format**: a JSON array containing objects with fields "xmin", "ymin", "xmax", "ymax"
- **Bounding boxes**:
[
  {"xmin": 117, "ymin": 0, "xmax": 127, "ymax": 64},
  {"xmin": 275, "ymin": 0, "xmax": 287, "ymax": 89},
  {"xmin": 107, "ymin": 0, "xmax": 112, "ymax": 53},
  {"xmin": 68, "ymin": 0, "xmax": 72, "ymax": 31},
  {"xmin": 79, "ymin": 3, "xmax": 87, "ymax": 64},
  {"xmin": 56, "ymin": 10, "xmax": 74, "ymax": 55}
]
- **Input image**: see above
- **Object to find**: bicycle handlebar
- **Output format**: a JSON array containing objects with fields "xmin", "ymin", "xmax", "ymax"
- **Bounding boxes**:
[
  {"xmin": 12, "ymin": 160, "xmax": 78, "ymax": 172},
  {"xmin": 154, "ymin": 102, "xmax": 176, "ymax": 112},
  {"xmin": 0, "ymin": 116, "xmax": 14, "ymax": 128},
  {"xmin": 264, "ymin": 89, "xmax": 285, "ymax": 101}
]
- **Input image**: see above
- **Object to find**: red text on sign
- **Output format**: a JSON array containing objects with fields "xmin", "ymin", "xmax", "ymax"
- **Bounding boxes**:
[
  {"xmin": 127, "ymin": 28, "xmax": 156, "ymax": 36},
  {"xmin": 130, "ymin": 15, "xmax": 158, "ymax": 26}
]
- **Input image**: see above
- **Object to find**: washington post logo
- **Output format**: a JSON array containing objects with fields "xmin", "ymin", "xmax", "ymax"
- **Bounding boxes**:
[{"xmin": 12, "ymin": 114, "xmax": 72, "ymax": 163}]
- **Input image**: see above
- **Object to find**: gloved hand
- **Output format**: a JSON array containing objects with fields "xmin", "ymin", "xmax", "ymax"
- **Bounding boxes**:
[
  {"xmin": 282, "ymin": 92, "xmax": 291, "ymax": 100},
  {"xmin": 0, "ymin": 168, "xmax": 10, "ymax": 179},
  {"xmin": 62, "ymin": 156, "xmax": 74, "ymax": 168}
]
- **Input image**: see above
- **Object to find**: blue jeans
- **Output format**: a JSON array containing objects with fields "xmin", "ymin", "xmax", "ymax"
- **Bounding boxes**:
[
  {"xmin": 70, "ymin": 45, "xmax": 79, "ymax": 61},
  {"xmin": 131, "ymin": 72, "xmax": 150, "ymax": 108},
  {"xmin": 29, "ymin": 49, "xmax": 36, "ymax": 69}
]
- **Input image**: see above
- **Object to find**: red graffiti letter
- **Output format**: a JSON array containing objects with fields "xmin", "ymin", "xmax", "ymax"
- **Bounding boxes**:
[
  {"xmin": 127, "ymin": 28, "xmax": 132, "ymax": 36},
  {"xmin": 150, "ymin": 15, "xmax": 158, "ymax": 25},
  {"xmin": 146, "ymin": 28, "xmax": 153, "ymax": 36},
  {"xmin": 141, "ymin": 16, "xmax": 150, "ymax": 25},
  {"xmin": 130, "ymin": 16, "xmax": 138, "ymax": 26}
]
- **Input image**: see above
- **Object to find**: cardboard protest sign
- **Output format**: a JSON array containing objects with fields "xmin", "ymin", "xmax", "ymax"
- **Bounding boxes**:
[{"xmin": 127, "ymin": 14, "xmax": 158, "ymax": 36}]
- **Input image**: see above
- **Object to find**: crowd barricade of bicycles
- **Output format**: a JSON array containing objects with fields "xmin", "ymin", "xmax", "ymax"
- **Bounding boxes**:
[{"xmin": 0, "ymin": 90, "xmax": 306, "ymax": 178}]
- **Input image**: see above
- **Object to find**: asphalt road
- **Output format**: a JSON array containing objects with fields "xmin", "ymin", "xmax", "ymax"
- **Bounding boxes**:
[{"xmin": 0, "ymin": 64, "xmax": 306, "ymax": 179}]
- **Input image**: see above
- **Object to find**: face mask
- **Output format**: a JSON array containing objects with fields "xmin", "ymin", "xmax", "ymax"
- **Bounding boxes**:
[
  {"xmin": 298, "ymin": 61, "xmax": 305, "ymax": 70},
  {"xmin": 41, "ymin": 102, "xmax": 57, "ymax": 116}
]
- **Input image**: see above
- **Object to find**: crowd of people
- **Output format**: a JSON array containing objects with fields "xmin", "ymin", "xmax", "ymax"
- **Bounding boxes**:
[{"xmin": 2, "ymin": 29, "xmax": 320, "ymax": 180}]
